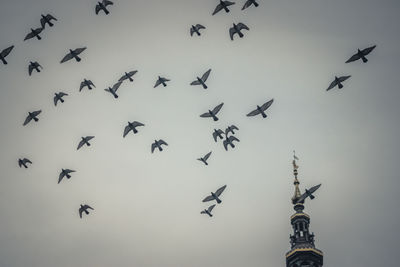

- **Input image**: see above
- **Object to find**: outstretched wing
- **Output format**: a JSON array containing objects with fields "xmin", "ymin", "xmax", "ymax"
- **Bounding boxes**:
[
  {"xmin": 230, "ymin": 125, "xmax": 239, "ymax": 131},
  {"xmin": 361, "ymin": 45, "xmax": 376, "ymax": 56},
  {"xmin": 84, "ymin": 204, "xmax": 94, "ymax": 210},
  {"xmin": 200, "ymin": 112, "xmax": 211, "ymax": 118},
  {"xmin": 229, "ymin": 27, "xmax": 236, "ymax": 40},
  {"xmin": 159, "ymin": 139, "xmax": 168, "ymax": 146},
  {"xmin": 261, "ymin": 99, "xmax": 274, "ymax": 111},
  {"xmin": 208, "ymin": 204, "xmax": 216, "ymax": 212},
  {"xmin": 79, "ymin": 207, "xmax": 83, "ymax": 218},
  {"xmin": 229, "ymin": 136, "xmax": 240, "ymax": 143},
  {"xmin": 18, "ymin": 159, "xmax": 23, "ymax": 167},
  {"xmin": 196, "ymin": 24, "xmax": 205, "ymax": 30},
  {"xmin": 190, "ymin": 27, "xmax": 195, "ymax": 36},
  {"xmin": 0, "ymin": 45, "xmax": 14, "ymax": 58},
  {"xmin": 112, "ymin": 81, "xmax": 122, "ymax": 91},
  {"xmin": 237, "ymin": 23, "xmax": 249, "ymax": 31},
  {"xmin": 202, "ymin": 195, "xmax": 215, "ymax": 202},
  {"xmin": 212, "ymin": 4, "xmax": 223, "ymax": 15},
  {"xmin": 203, "ymin": 151, "xmax": 212, "ymax": 161},
  {"xmin": 23, "ymin": 115, "xmax": 32, "ymax": 126},
  {"xmin": 73, "ymin": 47, "xmax": 87, "ymax": 55},
  {"xmin": 60, "ymin": 53, "xmax": 73, "ymax": 63},
  {"xmin": 307, "ymin": 184, "xmax": 321, "ymax": 195},
  {"xmin": 223, "ymin": 139, "xmax": 229, "ymax": 151},
  {"xmin": 201, "ymin": 69, "xmax": 211, "ymax": 82},
  {"xmin": 58, "ymin": 172, "xmax": 65, "ymax": 184},
  {"xmin": 103, "ymin": 0, "xmax": 113, "ymax": 6},
  {"xmin": 95, "ymin": 4, "xmax": 102, "ymax": 14},
  {"xmin": 326, "ymin": 79, "xmax": 338, "ymax": 91},
  {"xmin": 77, "ymin": 140, "xmax": 85, "ymax": 150},
  {"xmin": 79, "ymin": 81, "xmax": 86, "ymax": 91},
  {"xmin": 190, "ymin": 80, "xmax": 201, "ymax": 86},
  {"xmin": 24, "ymin": 158, "xmax": 32, "ymax": 164},
  {"xmin": 247, "ymin": 108, "xmax": 260, "ymax": 117},
  {"xmin": 86, "ymin": 136, "xmax": 95, "ymax": 142},
  {"xmin": 242, "ymin": 0, "xmax": 252, "ymax": 10},
  {"xmin": 345, "ymin": 53, "xmax": 360, "ymax": 63},
  {"xmin": 224, "ymin": 1, "xmax": 235, "ymax": 6},
  {"xmin": 212, "ymin": 103, "xmax": 224, "ymax": 114},
  {"xmin": 28, "ymin": 64, "xmax": 34, "ymax": 75},
  {"xmin": 32, "ymin": 110, "xmax": 42, "ymax": 117},
  {"xmin": 132, "ymin": 121, "xmax": 145, "ymax": 127},
  {"xmin": 338, "ymin": 75, "xmax": 351, "ymax": 83},
  {"xmin": 151, "ymin": 143, "xmax": 157, "ymax": 153},
  {"xmin": 24, "ymin": 31, "xmax": 35, "ymax": 41},
  {"xmin": 54, "ymin": 95, "xmax": 58, "ymax": 106},
  {"xmin": 123, "ymin": 125, "xmax": 131, "ymax": 137},
  {"xmin": 154, "ymin": 78, "xmax": 162, "ymax": 88},
  {"xmin": 215, "ymin": 185, "xmax": 227, "ymax": 197}
]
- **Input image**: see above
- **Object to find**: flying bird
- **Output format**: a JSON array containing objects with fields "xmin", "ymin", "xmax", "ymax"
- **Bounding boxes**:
[
  {"xmin": 77, "ymin": 136, "xmax": 95, "ymax": 150},
  {"xmin": 223, "ymin": 136, "xmax": 240, "ymax": 151},
  {"xmin": 190, "ymin": 24, "xmax": 206, "ymax": 36},
  {"xmin": 213, "ymin": 129, "xmax": 225, "ymax": 142},
  {"xmin": 28, "ymin": 61, "xmax": 42, "ymax": 76},
  {"xmin": 79, "ymin": 204, "xmax": 94, "ymax": 218},
  {"xmin": 18, "ymin": 158, "xmax": 32, "ymax": 168},
  {"xmin": 40, "ymin": 14, "xmax": 57, "ymax": 28},
  {"xmin": 95, "ymin": 0, "xmax": 114, "ymax": 15},
  {"xmin": 229, "ymin": 23, "xmax": 249, "ymax": 40},
  {"xmin": 225, "ymin": 125, "xmax": 239, "ymax": 135},
  {"xmin": 198, "ymin": 151, "xmax": 212, "ymax": 165},
  {"xmin": 151, "ymin": 139, "xmax": 168, "ymax": 153},
  {"xmin": 346, "ymin": 45, "xmax": 376, "ymax": 63},
  {"xmin": 297, "ymin": 184, "xmax": 321, "ymax": 203},
  {"xmin": 190, "ymin": 69, "xmax": 211, "ymax": 89},
  {"xmin": 104, "ymin": 81, "xmax": 122, "ymax": 98},
  {"xmin": 60, "ymin": 47, "xmax": 87, "ymax": 63},
  {"xmin": 247, "ymin": 99, "xmax": 274, "ymax": 118},
  {"xmin": 54, "ymin": 92, "xmax": 68, "ymax": 106},
  {"xmin": 201, "ymin": 204, "xmax": 216, "ymax": 217},
  {"xmin": 24, "ymin": 27, "xmax": 43, "ymax": 41},
  {"xmin": 154, "ymin": 76, "xmax": 170, "ymax": 88},
  {"xmin": 200, "ymin": 103, "xmax": 224, "ymax": 121},
  {"xmin": 58, "ymin": 169, "xmax": 76, "ymax": 184},
  {"xmin": 0, "ymin": 45, "xmax": 14, "ymax": 65},
  {"xmin": 23, "ymin": 110, "xmax": 42, "ymax": 126},
  {"xmin": 203, "ymin": 185, "xmax": 227, "ymax": 204},
  {"xmin": 123, "ymin": 121, "xmax": 145, "ymax": 137},
  {"xmin": 212, "ymin": 1, "xmax": 235, "ymax": 15},
  {"xmin": 326, "ymin": 76, "xmax": 351, "ymax": 91},
  {"xmin": 242, "ymin": 0, "xmax": 259, "ymax": 10},
  {"xmin": 118, "ymin": 70, "xmax": 138, "ymax": 82},
  {"xmin": 80, "ymin": 79, "xmax": 95, "ymax": 91}
]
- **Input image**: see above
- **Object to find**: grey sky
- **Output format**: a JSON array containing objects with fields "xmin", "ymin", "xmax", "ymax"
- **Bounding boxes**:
[{"xmin": 1, "ymin": 0, "xmax": 400, "ymax": 266}]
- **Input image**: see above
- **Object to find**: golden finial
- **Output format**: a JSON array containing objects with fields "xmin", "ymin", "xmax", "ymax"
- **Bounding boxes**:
[{"xmin": 291, "ymin": 150, "xmax": 302, "ymax": 204}]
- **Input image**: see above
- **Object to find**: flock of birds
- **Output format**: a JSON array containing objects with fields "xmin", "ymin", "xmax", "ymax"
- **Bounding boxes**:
[{"xmin": 2, "ymin": 0, "xmax": 377, "ymax": 219}]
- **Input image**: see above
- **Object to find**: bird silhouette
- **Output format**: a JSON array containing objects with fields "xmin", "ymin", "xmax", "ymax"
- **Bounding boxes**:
[
  {"xmin": 225, "ymin": 125, "xmax": 239, "ymax": 135},
  {"xmin": 96, "ymin": 0, "xmax": 114, "ymax": 15},
  {"xmin": 23, "ymin": 110, "xmax": 42, "ymax": 126},
  {"xmin": 213, "ymin": 129, "xmax": 225, "ymax": 142},
  {"xmin": 24, "ymin": 27, "xmax": 43, "ymax": 41},
  {"xmin": 326, "ymin": 76, "xmax": 351, "ymax": 91},
  {"xmin": 229, "ymin": 23, "xmax": 249, "ymax": 40},
  {"xmin": 247, "ymin": 99, "xmax": 274, "ymax": 118},
  {"xmin": 297, "ymin": 184, "xmax": 321, "ymax": 203},
  {"xmin": 212, "ymin": 1, "xmax": 235, "ymax": 15},
  {"xmin": 28, "ymin": 61, "xmax": 42, "ymax": 76},
  {"xmin": 190, "ymin": 24, "xmax": 206, "ymax": 36},
  {"xmin": 54, "ymin": 92, "xmax": 68, "ymax": 106},
  {"xmin": 104, "ymin": 81, "xmax": 122, "ymax": 98},
  {"xmin": 77, "ymin": 136, "xmax": 95, "ymax": 150},
  {"xmin": 0, "ymin": 45, "xmax": 14, "ymax": 65},
  {"xmin": 190, "ymin": 69, "xmax": 211, "ymax": 89},
  {"xmin": 58, "ymin": 169, "xmax": 76, "ymax": 184},
  {"xmin": 60, "ymin": 47, "xmax": 87, "ymax": 63},
  {"xmin": 119, "ymin": 70, "xmax": 138, "ymax": 82},
  {"xmin": 346, "ymin": 45, "xmax": 376, "ymax": 63},
  {"xmin": 201, "ymin": 204, "xmax": 216, "ymax": 217},
  {"xmin": 223, "ymin": 136, "xmax": 240, "ymax": 151},
  {"xmin": 242, "ymin": 0, "xmax": 259, "ymax": 10},
  {"xmin": 151, "ymin": 139, "xmax": 168, "ymax": 153},
  {"xmin": 123, "ymin": 121, "xmax": 145, "ymax": 137},
  {"xmin": 40, "ymin": 14, "xmax": 57, "ymax": 28},
  {"xmin": 154, "ymin": 76, "xmax": 170, "ymax": 88},
  {"xmin": 200, "ymin": 103, "xmax": 224, "ymax": 121},
  {"xmin": 198, "ymin": 151, "xmax": 212, "ymax": 166},
  {"xmin": 203, "ymin": 185, "xmax": 227, "ymax": 204},
  {"xmin": 80, "ymin": 79, "xmax": 95, "ymax": 91},
  {"xmin": 18, "ymin": 158, "xmax": 32, "ymax": 168},
  {"xmin": 79, "ymin": 204, "xmax": 94, "ymax": 218}
]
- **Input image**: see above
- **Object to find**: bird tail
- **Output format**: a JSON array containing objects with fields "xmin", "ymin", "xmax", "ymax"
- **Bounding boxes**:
[
  {"xmin": 231, "ymin": 143, "xmax": 235, "ymax": 148},
  {"xmin": 75, "ymin": 56, "xmax": 81, "ymax": 62},
  {"xmin": 33, "ymin": 117, "xmax": 39, "ymax": 122},
  {"xmin": 224, "ymin": 6, "xmax": 230, "ymax": 12},
  {"xmin": 216, "ymin": 198, "xmax": 222, "ymax": 204},
  {"xmin": 0, "ymin": 58, "xmax": 7, "ymax": 65},
  {"xmin": 37, "ymin": 35, "xmax": 42, "ymax": 40},
  {"xmin": 66, "ymin": 174, "xmax": 71, "ymax": 178},
  {"xmin": 85, "ymin": 210, "xmax": 89, "ymax": 214},
  {"xmin": 61, "ymin": 99, "xmax": 64, "ymax": 103},
  {"xmin": 196, "ymin": 31, "xmax": 201, "ymax": 36},
  {"xmin": 212, "ymin": 115, "xmax": 218, "ymax": 121},
  {"xmin": 162, "ymin": 82, "xmax": 167, "ymax": 87},
  {"xmin": 49, "ymin": 22, "xmax": 54, "ymax": 27},
  {"xmin": 310, "ymin": 195, "xmax": 315, "ymax": 200},
  {"xmin": 133, "ymin": 129, "xmax": 138, "ymax": 134},
  {"xmin": 129, "ymin": 77, "xmax": 133, "ymax": 82},
  {"xmin": 239, "ymin": 32, "xmax": 244, "ymax": 38},
  {"xmin": 202, "ymin": 83, "xmax": 208, "ymax": 89},
  {"xmin": 261, "ymin": 112, "xmax": 267, "ymax": 118},
  {"xmin": 255, "ymin": 2, "xmax": 259, "ymax": 7},
  {"xmin": 105, "ymin": 9, "xmax": 110, "ymax": 15},
  {"xmin": 338, "ymin": 83, "xmax": 343, "ymax": 89},
  {"xmin": 87, "ymin": 143, "xmax": 91, "ymax": 146},
  {"xmin": 362, "ymin": 56, "xmax": 368, "ymax": 63},
  {"xmin": 159, "ymin": 147, "xmax": 163, "ymax": 151}
]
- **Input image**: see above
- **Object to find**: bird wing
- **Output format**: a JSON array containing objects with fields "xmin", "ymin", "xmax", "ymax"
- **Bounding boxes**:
[
  {"xmin": 24, "ymin": 31, "xmax": 35, "ymax": 41},
  {"xmin": 338, "ymin": 75, "xmax": 351, "ymax": 82},
  {"xmin": 28, "ymin": 64, "xmax": 34, "ymax": 75},
  {"xmin": 246, "ymin": 108, "xmax": 260, "ymax": 117},
  {"xmin": 224, "ymin": 1, "xmax": 236, "ymax": 6},
  {"xmin": 112, "ymin": 81, "xmax": 122, "ymax": 91},
  {"xmin": 123, "ymin": 125, "xmax": 131, "ymax": 137},
  {"xmin": 23, "ymin": 115, "xmax": 32, "ymax": 126},
  {"xmin": 40, "ymin": 17, "xmax": 47, "ymax": 28},
  {"xmin": 132, "ymin": 121, "xmax": 145, "ymax": 127},
  {"xmin": 88, "ymin": 80, "xmax": 95, "ymax": 87},
  {"xmin": 54, "ymin": 95, "xmax": 58, "ymax": 106},
  {"xmin": 212, "ymin": 103, "xmax": 224, "ymax": 114},
  {"xmin": 362, "ymin": 45, "xmax": 376, "ymax": 56},
  {"xmin": 229, "ymin": 27, "xmax": 236, "ymax": 40},
  {"xmin": 18, "ymin": 159, "xmax": 23, "ymax": 167},
  {"xmin": 196, "ymin": 24, "xmax": 205, "ymax": 30},
  {"xmin": 307, "ymin": 184, "xmax": 321, "ymax": 194},
  {"xmin": 200, "ymin": 112, "xmax": 211, "ymax": 118},
  {"xmin": 212, "ymin": 131, "xmax": 218, "ymax": 142},
  {"xmin": 77, "ymin": 140, "xmax": 85, "ymax": 150},
  {"xmin": 237, "ymin": 23, "xmax": 250, "ymax": 31},
  {"xmin": 190, "ymin": 27, "xmax": 195, "ymax": 36},
  {"xmin": 58, "ymin": 172, "xmax": 65, "ymax": 184},
  {"xmin": 103, "ymin": 0, "xmax": 113, "ymax": 6},
  {"xmin": 159, "ymin": 139, "xmax": 168, "ymax": 146},
  {"xmin": 0, "ymin": 45, "xmax": 14, "ymax": 58},
  {"xmin": 127, "ymin": 70, "xmax": 138, "ymax": 76},
  {"xmin": 79, "ymin": 81, "xmax": 86, "ymax": 91},
  {"xmin": 229, "ymin": 136, "xmax": 240, "ymax": 143},
  {"xmin": 208, "ymin": 204, "xmax": 216, "ymax": 212},
  {"xmin": 60, "ymin": 53, "xmax": 73, "ymax": 63},
  {"xmin": 32, "ymin": 110, "xmax": 42, "ymax": 117},
  {"xmin": 201, "ymin": 69, "xmax": 211, "ymax": 82},
  {"xmin": 65, "ymin": 169, "xmax": 76, "ymax": 174},
  {"xmin": 203, "ymin": 151, "xmax": 212, "ymax": 161},
  {"xmin": 151, "ymin": 143, "xmax": 156, "ymax": 153},
  {"xmin": 230, "ymin": 125, "xmax": 239, "ymax": 131},
  {"xmin": 95, "ymin": 4, "xmax": 102, "ymax": 14},
  {"xmin": 24, "ymin": 158, "xmax": 32, "ymax": 164},
  {"xmin": 215, "ymin": 185, "xmax": 227, "ymax": 197},
  {"xmin": 79, "ymin": 207, "xmax": 83, "ymax": 218},
  {"xmin": 200, "ymin": 210, "xmax": 207, "ymax": 214},
  {"xmin": 202, "ymin": 195, "xmax": 215, "ymax": 202},
  {"xmin": 46, "ymin": 14, "xmax": 57, "ymax": 21},
  {"xmin": 223, "ymin": 139, "xmax": 229, "ymax": 151},
  {"xmin": 86, "ymin": 136, "xmax": 95, "ymax": 141},
  {"xmin": 190, "ymin": 80, "xmax": 201, "ymax": 86},
  {"xmin": 345, "ymin": 53, "xmax": 360, "ymax": 63},
  {"xmin": 242, "ymin": 0, "xmax": 251, "ymax": 10},
  {"xmin": 85, "ymin": 205, "xmax": 94, "ymax": 210},
  {"xmin": 212, "ymin": 4, "xmax": 223, "ymax": 15},
  {"xmin": 154, "ymin": 78, "xmax": 162, "ymax": 88},
  {"xmin": 261, "ymin": 99, "xmax": 274, "ymax": 111},
  {"xmin": 118, "ymin": 74, "xmax": 127, "ymax": 82},
  {"xmin": 326, "ymin": 79, "xmax": 338, "ymax": 91},
  {"xmin": 73, "ymin": 47, "xmax": 87, "ymax": 55}
]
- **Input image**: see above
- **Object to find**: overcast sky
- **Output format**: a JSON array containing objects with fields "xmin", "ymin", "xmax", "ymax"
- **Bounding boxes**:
[{"xmin": 1, "ymin": 0, "xmax": 400, "ymax": 266}]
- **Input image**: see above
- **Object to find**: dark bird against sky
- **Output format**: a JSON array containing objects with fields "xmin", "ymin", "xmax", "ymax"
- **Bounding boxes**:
[
  {"xmin": 242, "ymin": 0, "xmax": 259, "ymax": 10},
  {"xmin": 54, "ymin": 92, "xmax": 68, "ymax": 106},
  {"xmin": 40, "ymin": 14, "xmax": 57, "ymax": 28},
  {"xmin": 0, "ymin": 45, "xmax": 14, "ymax": 65},
  {"xmin": 203, "ymin": 185, "xmax": 227, "ymax": 204},
  {"xmin": 212, "ymin": 129, "xmax": 225, "ymax": 142},
  {"xmin": 223, "ymin": 135, "xmax": 240, "ymax": 151},
  {"xmin": 200, "ymin": 103, "xmax": 224, "ymax": 121},
  {"xmin": 201, "ymin": 204, "xmax": 216, "ymax": 217},
  {"xmin": 60, "ymin": 47, "xmax": 87, "ymax": 63},
  {"xmin": 28, "ymin": 61, "xmax": 42, "ymax": 76},
  {"xmin": 79, "ymin": 204, "xmax": 94, "ymax": 218},
  {"xmin": 190, "ymin": 24, "xmax": 206, "ymax": 36},
  {"xmin": 190, "ymin": 69, "xmax": 211, "ymax": 89},
  {"xmin": 151, "ymin": 139, "xmax": 168, "ymax": 153},
  {"xmin": 297, "ymin": 184, "xmax": 322, "ymax": 203},
  {"xmin": 118, "ymin": 70, "xmax": 138, "ymax": 83},
  {"xmin": 154, "ymin": 76, "xmax": 170, "ymax": 88},
  {"xmin": 326, "ymin": 75, "xmax": 351, "ymax": 91},
  {"xmin": 246, "ymin": 99, "xmax": 274, "ymax": 118},
  {"xmin": 198, "ymin": 151, "xmax": 212, "ymax": 166},
  {"xmin": 77, "ymin": 136, "xmax": 95, "ymax": 150},
  {"xmin": 123, "ymin": 121, "xmax": 145, "ymax": 137},
  {"xmin": 229, "ymin": 23, "xmax": 250, "ymax": 40},
  {"xmin": 212, "ymin": 1, "xmax": 235, "ymax": 15},
  {"xmin": 24, "ymin": 27, "xmax": 43, "ymax": 41},
  {"xmin": 23, "ymin": 110, "xmax": 42, "ymax": 126},
  {"xmin": 346, "ymin": 45, "xmax": 376, "ymax": 63},
  {"xmin": 104, "ymin": 81, "xmax": 122, "ymax": 98},
  {"xmin": 58, "ymin": 169, "xmax": 76, "ymax": 184},
  {"xmin": 225, "ymin": 125, "xmax": 239, "ymax": 135},
  {"xmin": 18, "ymin": 158, "xmax": 32, "ymax": 168},
  {"xmin": 95, "ymin": 0, "xmax": 114, "ymax": 15},
  {"xmin": 79, "ymin": 79, "xmax": 95, "ymax": 91}
]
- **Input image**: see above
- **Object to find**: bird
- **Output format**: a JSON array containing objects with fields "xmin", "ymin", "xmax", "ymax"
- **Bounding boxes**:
[
  {"xmin": 40, "ymin": 14, "xmax": 57, "ymax": 28},
  {"xmin": 58, "ymin": 169, "xmax": 76, "ymax": 184},
  {"xmin": 95, "ymin": 0, "xmax": 114, "ymax": 15},
  {"xmin": 151, "ymin": 139, "xmax": 168, "ymax": 153},
  {"xmin": 54, "ymin": 92, "xmax": 68, "ymax": 106},
  {"xmin": 80, "ymin": 79, "xmax": 96, "ymax": 91},
  {"xmin": 190, "ymin": 24, "xmax": 206, "ymax": 36},
  {"xmin": 297, "ymin": 184, "xmax": 321, "ymax": 203},
  {"xmin": 60, "ymin": 47, "xmax": 87, "ymax": 63},
  {"xmin": 23, "ymin": 110, "xmax": 42, "ymax": 126},
  {"xmin": 223, "ymin": 136, "xmax": 240, "ymax": 151},
  {"xmin": 212, "ymin": 1, "xmax": 235, "ymax": 15},
  {"xmin": 242, "ymin": 0, "xmax": 259, "ymax": 10},
  {"xmin": 247, "ymin": 99, "xmax": 274, "ymax": 118},
  {"xmin": 18, "ymin": 158, "xmax": 32, "ymax": 168},
  {"xmin": 229, "ymin": 23, "xmax": 250, "ymax": 40},
  {"xmin": 225, "ymin": 125, "xmax": 239, "ymax": 135},
  {"xmin": 213, "ymin": 129, "xmax": 225, "ymax": 142},
  {"xmin": 118, "ymin": 70, "xmax": 138, "ymax": 82},
  {"xmin": 190, "ymin": 69, "xmax": 211, "ymax": 89},
  {"xmin": 201, "ymin": 204, "xmax": 216, "ymax": 217},
  {"xmin": 203, "ymin": 185, "xmax": 227, "ymax": 204},
  {"xmin": 77, "ymin": 136, "xmax": 95, "ymax": 150},
  {"xmin": 24, "ymin": 27, "xmax": 44, "ymax": 41},
  {"xmin": 104, "ymin": 81, "xmax": 122, "ymax": 98},
  {"xmin": 154, "ymin": 76, "xmax": 170, "ymax": 88},
  {"xmin": 79, "ymin": 204, "xmax": 94, "ymax": 218},
  {"xmin": 123, "ymin": 121, "xmax": 145, "ymax": 137},
  {"xmin": 28, "ymin": 61, "xmax": 42, "ymax": 76},
  {"xmin": 346, "ymin": 45, "xmax": 376, "ymax": 63},
  {"xmin": 198, "ymin": 151, "xmax": 212, "ymax": 166},
  {"xmin": 200, "ymin": 103, "xmax": 224, "ymax": 121},
  {"xmin": 0, "ymin": 45, "xmax": 14, "ymax": 65},
  {"xmin": 326, "ymin": 76, "xmax": 351, "ymax": 91}
]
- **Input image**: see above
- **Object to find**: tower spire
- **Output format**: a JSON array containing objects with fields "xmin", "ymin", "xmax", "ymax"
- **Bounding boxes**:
[{"xmin": 291, "ymin": 151, "xmax": 302, "ymax": 206}]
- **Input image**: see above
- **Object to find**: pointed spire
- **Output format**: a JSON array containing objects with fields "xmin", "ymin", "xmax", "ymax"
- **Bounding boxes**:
[{"xmin": 291, "ymin": 151, "xmax": 302, "ymax": 205}]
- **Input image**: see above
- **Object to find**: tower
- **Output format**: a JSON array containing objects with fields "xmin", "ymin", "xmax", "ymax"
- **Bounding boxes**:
[{"xmin": 286, "ymin": 154, "xmax": 323, "ymax": 267}]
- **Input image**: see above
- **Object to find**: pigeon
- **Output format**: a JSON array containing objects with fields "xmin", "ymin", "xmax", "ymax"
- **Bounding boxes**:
[
  {"xmin": 190, "ymin": 69, "xmax": 211, "ymax": 89},
  {"xmin": 203, "ymin": 185, "xmax": 227, "ymax": 204},
  {"xmin": 60, "ymin": 47, "xmax": 87, "ymax": 63},
  {"xmin": 346, "ymin": 45, "xmax": 376, "ymax": 63},
  {"xmin": 40, "ymin": 14, "xmax": 57, "ymax": 28},
  {"xmin": 0, "ymin": 45, "xmax": 14, "ymax": 65},
  {"xmin": 104, "ymin": 81, "xmax": 122, "ymax": 98},
  {"xmin": 24, "ymin": 27, "xmax": 43, "ymax": 41},
  {"xmin": 225, "ymin": 125, "xmax": 239, "ymax": 135},
  {"xmin": 223, "ymin": 136, "xmax": 240, "ymax": 151},
  {"xmin": 18, "ymin": 158, "xmax": 32, "ymax": 168},
  {"xmin": 212, "ymin": 1, "xmax": 235, "ymax": 15},
  {"xmin": 201, "ymin": 204, "xmax": 216, "ymax": 217},
  {"xmin": 247, "ymin": 99, "xmax": 274, "ymax": 118},
  {"xmin": 326, "ymin": 76, "xmax": 351, "ymax": 91},
  {"xmin": 28, "ymin": 61, "xmax": 42, "ymax": 76},
  {"xmin": 23, "ymin": 110, "xmax": 42, "ymax": 126},
  {"xmin": 190, "ymin": 24, "xmax": 206, "ymax": 36},
  {"xmin": 154, "ymin": 76, "xmax": 170, "ymax": 88},
  {"xmin": 54, "ymin": 92, "xmax": 68, "ymax": 106},
  {"xmin": 58, "ymin": 169, "xmax": 76, "ymax": 184},
  {"xmin": 79, "ymin": 204, "xmax": 94, "ymax": 218},
  {"xmin": 95, "ymin": 0, "xmax": 114, "ymax": 15},
  {"xmin": 77, "ymin": 136, "xmax": 95, "ymax": 150},
  {"xmin": 200, "ymin": 103, "xmax": 224, "ymax": 121},
  {"xmin": 80, "ymin": 79, "xmax": 96, "ymax": 91},
  {"xmin": 212, "ymin": 129, "xmax": 225, "ymax": 142},
  {"xmin": 151, "ymin": 139, "xmax": 168, "ymax": 153},
  {"xmin": 123, "ymin": 121, "xmax": 145, "ymax": 137},
  {"xmin": 118, "ymin": 70, "xmax": 138, "ymax": 82},
  {"xmin": 198, "ymin": 151, "xmax": 212, "ymax": 166},
  {"xmin": 242, "ymin": 0, "xmax": 259, "ymax": 10},
  {"xmin": 297, "ymin": 184, "xmax": 321, "ymax": 203},
  {"xmin": 229, "ymin": 23, "xmax": 249, "ymax": 40}
]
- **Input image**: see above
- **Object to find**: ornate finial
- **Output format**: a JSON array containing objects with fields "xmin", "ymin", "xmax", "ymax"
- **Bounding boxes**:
[{"xmin": 291, "ymin": 151, "xmax": 302, "ymax": 205}]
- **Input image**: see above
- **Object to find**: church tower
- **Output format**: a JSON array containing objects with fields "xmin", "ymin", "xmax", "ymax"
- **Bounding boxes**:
[{"xmin": 286, "ymin": 155, "xmax": 323, "ymax": 267}]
